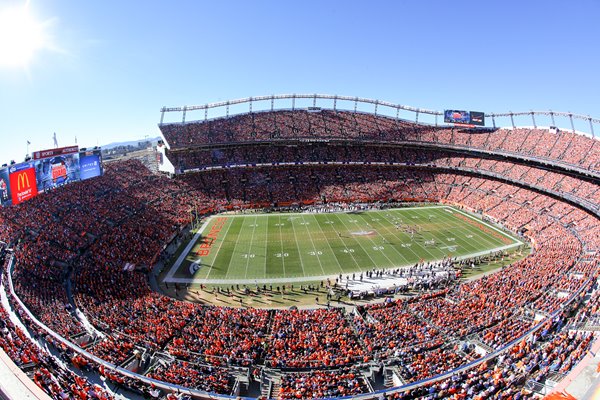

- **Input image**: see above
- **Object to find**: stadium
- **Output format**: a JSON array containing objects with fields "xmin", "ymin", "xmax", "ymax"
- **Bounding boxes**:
[{"xmin": 1, "ymin": 93, "xmax": 600, "ymax": 400}]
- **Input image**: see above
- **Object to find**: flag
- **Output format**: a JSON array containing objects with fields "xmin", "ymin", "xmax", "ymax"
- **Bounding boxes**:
[{"xmin": 53, "ymin": 132, "xmax": 58, "ymax": 147}]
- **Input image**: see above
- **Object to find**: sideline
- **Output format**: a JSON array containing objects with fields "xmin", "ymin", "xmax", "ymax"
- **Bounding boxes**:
[
  {"xmin": 163, "ymin": 206, "xmax": 524, "ymax": 285},
  {"xmin": 164, "ymin": 218, "xmax": 211, "ymax": 281}
]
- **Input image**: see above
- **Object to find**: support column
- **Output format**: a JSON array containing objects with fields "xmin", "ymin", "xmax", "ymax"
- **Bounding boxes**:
[{"xmin": 569, "ymin": 113, "xmax": 575, "ymax": 133}]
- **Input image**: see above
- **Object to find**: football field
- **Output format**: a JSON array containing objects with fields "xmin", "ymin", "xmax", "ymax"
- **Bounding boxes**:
[{"xmin": 163, "ymin": 205, "xmax": 523, "ymax": 285}]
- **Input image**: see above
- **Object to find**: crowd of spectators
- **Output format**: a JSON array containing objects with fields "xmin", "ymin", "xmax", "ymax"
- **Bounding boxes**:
[
  {"xmin": 0, "ymin": 129, "xmax": 599, "ymax": 399},
  {"xmin": 147, "ymin": 360, "xmax": 233, "ymax": 394},
  {"xmin": 278, "ymin": 367, "xmax": 369, "ymax": 399},
  {"xmin": 166, "ymin": 306, "xmax": 271, "ymax": 366},
  {"xmin": 1, "ymin": 264, "xmax": 114, "ymax": 399},
  {"xmin": 266, "ymin": 308, "xmax": 366, "ymax": 368},
  {"xmin": 353, "ymin": 299, "xmax": 446, "ymax": 359},
  {"xmin": 160, "ymin": 109, "xmax": 600, "ymax": 172},
  {"xmin": 388, "ymin": 315, "xmax": 593, "ymax": 400}
]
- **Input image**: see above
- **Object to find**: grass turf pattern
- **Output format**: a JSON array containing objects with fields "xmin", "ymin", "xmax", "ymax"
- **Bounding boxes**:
[{"xmin": 164, "ymin": 206, "xmax": 522, "ymax": 284}]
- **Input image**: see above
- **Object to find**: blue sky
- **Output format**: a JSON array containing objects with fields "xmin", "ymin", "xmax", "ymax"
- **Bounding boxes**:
[{"xmin": 0, "ymin": 0, "xmax": 598, "ymax": 164}]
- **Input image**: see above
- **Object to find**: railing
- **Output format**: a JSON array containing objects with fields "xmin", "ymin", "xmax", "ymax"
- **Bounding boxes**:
[
  {"xmin": 4, "ymin": 255, "xmax": 249, "ymax": 400},
  {"xmin": 159, "ymin": 94, "xmax": 600, "ymax": 137},
  {"xmin": 171, "ymin": 138, "xmax": 600, "ymax": 181},
  {"xmin": 3, "ymin": 198, "xmax": 599, "ymax": 400},
  {"xmin": 177, "ymin": 160, "xmax": 600, "ymax": 217}
]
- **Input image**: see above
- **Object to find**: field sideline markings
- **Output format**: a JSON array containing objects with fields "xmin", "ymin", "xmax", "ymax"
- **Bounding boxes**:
[
  {"xmin": 164, "ymin": 241, "xmax": 523, "ymax": 285},
  {"xmin": 313, "ymin": 213, "xmax": 359, "ymax": 273},
  {"xmin": 364, "ymin": 211, "xmax": 426, "ymax": 263},
  {"xmin": 218, "ymin": 205, "xmax": 447, "ymax": 218},
  {"xmin": 419, "ymin": 207, "xmax": 519, "ymax": 259},
  {"xmin": 431, "ymin": 208, "xmax": 499, "ymax": 253},
  {"xmin": 449, "ymin": 207, "xmax": 523, "ymax": 245},
  {"xmin": 164, "ymin": 217, "xmax": 212, "ymax": 281},
  {"xmin": 243, "ymin": 215, "xmax": 260, "ymax": 279},
  {"xmin": 333, "ymin": 212, "xmax": 390, "ymax": 270},
  {"xmin": 202, "ymin": 216, "xmax": 235, "ymax": 280}
]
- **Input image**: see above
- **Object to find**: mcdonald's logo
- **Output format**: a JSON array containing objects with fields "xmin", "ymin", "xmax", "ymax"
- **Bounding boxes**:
[
  {"xmin": 9, "ymin": 167, "xmax": 37, "ymax": 205},
  {"xmin": 16, "ymin": 172, "xmax": 30, "ymax": 191}
]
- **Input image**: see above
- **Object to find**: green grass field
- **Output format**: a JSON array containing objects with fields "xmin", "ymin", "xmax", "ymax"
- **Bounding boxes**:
[{"xmin": 163, "ymin": 205, "xmax": 523, "ymax": 285}]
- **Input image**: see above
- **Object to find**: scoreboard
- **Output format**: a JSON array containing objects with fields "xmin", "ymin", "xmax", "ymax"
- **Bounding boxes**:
[
  {"xmin": 444, "ymin": 110, "xmax": 485, "ymax": 127},
  {"xmin": 34, "ymin": 146, "xmax": 80, "ymax": 192},
  {"xmin": 79, "ymin": 148, "xmax": 103, "ymax": 180},
  {"xmin": 0, "ymin": 145, "xmax": 104, "ymax": 207},
  {"xmin": 0, "ymin": 161, "xmax": 39, "ymax": 206}
]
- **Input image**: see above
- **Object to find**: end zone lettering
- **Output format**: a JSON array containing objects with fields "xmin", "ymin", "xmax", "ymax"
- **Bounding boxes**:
[{"xmin": 195, "ymin": 217, "xmax": 227, "ymax": 257}]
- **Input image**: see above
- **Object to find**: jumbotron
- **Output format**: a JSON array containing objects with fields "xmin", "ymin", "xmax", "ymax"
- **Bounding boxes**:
[{"xmin": 1, "ymin": 94, "xmax": 599, "ymax": 400}]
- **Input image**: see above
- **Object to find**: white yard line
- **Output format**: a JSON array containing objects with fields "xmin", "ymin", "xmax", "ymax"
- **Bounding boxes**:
[
  {"xmin": 311, "ymin": 214, "xmax": 356, "ymax": 272},
  {"xmin": 288, "ymin": 215, "xmax": 307, "ymax": 277},
  {"xmin": 299, "ymin": 214, "xmax": 328, "ymax": 276},
  {"xmin": 224, "ymin": 217, "xmax": 248, "ymax": 279},
  {"xmin": 164, "ymin": 218, "xmax": 211, "ymax": 281},
  {"xmin": 206, "ymin": 217, "xmax": 235, "ymax": 273},
  {"xmin": 243, "ymin": 216, "xmax": 259, "ymax": 279},
  {"xmin": 278, "ymin": 215, "xmax": 289, "ymax": 278},
  {"xmin": 333, "ymin": 212, "xmax": 395, "ymax": 269},
  {"xmin": 371, "ymin": 211, "xmax": 434, "ymax": 262},
  {"xmin": 432, "ymin": 208, "xmax": 498, "ymax": 252},
  {"xmin": 167, "ymin": 216, "xmax": 235, "ymax": 281},
  {"xmin": 450, "ymin": 207, "xmax": 523, "ymax": 245},
  {"xmin": 164, "ymin": 206, "xmax": 524, "ymax": 284},
  {"xmin": 263, "ymin": 214, "xmax": 269, "ymax": 279},
  {"xmin": 410, "ymin": 208, "xmax": 485, "ymax": 256}
]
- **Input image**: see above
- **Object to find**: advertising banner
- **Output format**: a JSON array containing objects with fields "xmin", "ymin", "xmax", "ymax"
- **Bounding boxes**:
[
  {"xmin": 444, "ymin": 110, "xmax": 485, "ymax": 126},
  {"xmin": 79, "ymin": 150, "xmax": 103, "ymax": 180},
  {"xmin": 0, "ymin": 167, "xmax": 11, "ymax": 206},
  {"xmin": 32, "ymin": 145, "xmax": 79, "ymax": 160},
  {"xmin": 8, "ymin": 162, "xmax": 38, "ymax": 205},
  {"xmin": 34, "ymin": 153, "xmax": 80, "ymax": 191}
]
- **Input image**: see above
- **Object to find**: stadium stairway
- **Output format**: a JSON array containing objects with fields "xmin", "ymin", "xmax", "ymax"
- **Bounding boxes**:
[
  {"xmin": 383, "ymin": 366, "xmax": 405, "ymax": 388},
  {"xmin": 465, "ymin": 334, "xmax": 495, "ymax": 355},
  {"xmin": 260, "ymin": 370, "xmax": 281, "ymax": 399}
]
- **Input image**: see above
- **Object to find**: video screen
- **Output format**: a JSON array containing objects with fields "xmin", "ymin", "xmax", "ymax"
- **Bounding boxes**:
[
  {"xmin": 34, "ymin": 153, "xmax": 80, "ymax": 192},
  {"xmin": 0, "ymin": 167, "xmax": 11, "ymax": 206},
  {"xmin": 444, "ymin": 109, "xmax": 485, "ymax": 126},
  {"xmin": 8, "ymin": 162, "xmax": 38, "ymax": 205},
  {"xmin": 79, "ymin": 150, "xmax": 103, "ymax": 180},
  {"xmin": 470, "ymin": 111, "xmax": 485, "ymax": 126},
  {"xmin": 444, "ymin": 110, "xmax": 471, "ymax": 124}
]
